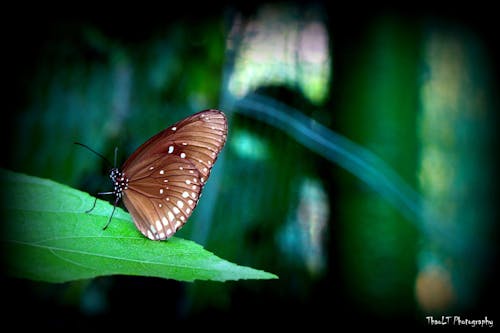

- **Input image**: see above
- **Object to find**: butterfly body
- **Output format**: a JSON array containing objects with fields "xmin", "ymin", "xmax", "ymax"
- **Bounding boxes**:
[{"xmin": 108, "ymin": 109, "xmax": 227, "ymax": 240}]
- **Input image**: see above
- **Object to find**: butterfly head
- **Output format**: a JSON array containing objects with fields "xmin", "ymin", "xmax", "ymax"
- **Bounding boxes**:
[{"xmin": 109, "ymin": 167, "xmax": 129, "ymax": 198}]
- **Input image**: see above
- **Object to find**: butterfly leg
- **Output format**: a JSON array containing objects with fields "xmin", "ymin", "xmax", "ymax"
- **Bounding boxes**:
[
  {"xmin": 102, "ymin": 196, "xmax": 120, "ymax": 230},
  {"xmin": 86, "ymin": 196, "xmax": 98, "ymax": 213},
  {"xmin": 86, "ymin": 191, "xmax": 115, "ymax": 213}
]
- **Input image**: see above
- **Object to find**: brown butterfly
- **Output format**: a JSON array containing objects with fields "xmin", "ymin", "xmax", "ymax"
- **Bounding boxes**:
[{"xmin": 83, "ymin": 110, "xmax": 227, "ymax": 240}]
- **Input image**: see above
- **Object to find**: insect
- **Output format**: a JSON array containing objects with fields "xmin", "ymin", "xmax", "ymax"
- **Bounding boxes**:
[{"xmin": 80, "ymin": 109, "xmax": 228, "ymax": 240}]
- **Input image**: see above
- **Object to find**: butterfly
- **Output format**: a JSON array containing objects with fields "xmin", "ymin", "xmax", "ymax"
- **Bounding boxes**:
[{"xmin": 85, "ymin": 110, "xmax": 227, "ymax": 240}]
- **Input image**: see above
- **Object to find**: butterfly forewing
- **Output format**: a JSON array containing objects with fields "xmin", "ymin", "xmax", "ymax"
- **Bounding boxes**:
[
  {"xmin": 119, "ymin": 110, "xmax": 227, "ymax": 240},
  {"xmin": 122, "ymin": 110, "xmax": 226, "ymax": 175}
]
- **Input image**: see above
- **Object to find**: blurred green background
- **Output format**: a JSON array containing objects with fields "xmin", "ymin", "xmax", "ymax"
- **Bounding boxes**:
[{"xmin": 2, "ymin": 2, "xmax": 498, "ymax": 329}]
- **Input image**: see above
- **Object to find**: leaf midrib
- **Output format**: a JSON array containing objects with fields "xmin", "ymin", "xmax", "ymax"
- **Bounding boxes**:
[{"xmin": 5, "ymin": 239, "xmax": 221, "ymax": 271}]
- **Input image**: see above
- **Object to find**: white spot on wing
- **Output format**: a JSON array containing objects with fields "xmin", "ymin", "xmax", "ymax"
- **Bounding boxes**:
[
  {"xmin": 182, "ymin": 191, "xmax": 189, "ymax": 198},
  {"xmin": 156, "ymin": 220, "xmax": 163, "ymax": 231},
  {"xmin": 168, "ymin": 211, "xmax": 174, "ymax": 222},
  {"xmin": 173, "ymin": 206, "xmax": 180, "ymax": 215},
  {"xmin": 147, "ymin": 230, "xmax": 154, "ymax": 239},
  {"xmin": 162, "ymin": 216, "xmax": 168, "ymax": 226},
  {"xmin": 160, "ymin": 170, "xmax": 164, "ymax": 175},
  {"xmin": 159, "ymin": 189, "xmax": 164, "ymax": 194},
  {"xmin": 168, "ymin": 146, "xmax": 174, "ymax": 154},
  {"xmin": 177, "ymin": 200, "xmax": 184, "ymax": 209},
  {"xmin": 180, "ymin": 152, "xmax": 186, "ymax": 159},
  {"xmin": 172, "ymin": 126, "xmax": 177, "ymax": 131}
]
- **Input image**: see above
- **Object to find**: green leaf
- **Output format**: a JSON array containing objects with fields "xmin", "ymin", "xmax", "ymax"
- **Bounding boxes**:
[{"xmin": 0, "ymin": 169, "xmax": 278, "ymax": 283}]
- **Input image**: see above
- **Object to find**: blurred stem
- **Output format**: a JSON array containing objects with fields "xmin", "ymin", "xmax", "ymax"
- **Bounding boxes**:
[{"xmin": 233, "ymin": 93, "xmax": 466, "ymax": 256}]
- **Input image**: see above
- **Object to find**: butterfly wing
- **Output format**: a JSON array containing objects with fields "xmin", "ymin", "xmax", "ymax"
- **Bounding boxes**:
[
  {"xmin": 122, "ymin": 109, "xmax": 227, "ymax": 182},
  {"xmin": 122, "ymin": 156, "xmax": 203, "ymax": 240},
  {"xmin": 121, "ymin": 110, "xmax": 227, "ymax": 240}
]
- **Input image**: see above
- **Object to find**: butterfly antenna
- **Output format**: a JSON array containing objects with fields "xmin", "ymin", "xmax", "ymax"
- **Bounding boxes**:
[
  {"xmin": 75, "ymin": 142, "xmax": 117, "ymax": 216},
  {"xmin": 74, "ymin": 142, "xmax": 113, "ymax": 167},
  {"xmin": 114, "ymin": 146, "xmax": 118, "ymax": 168}
]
